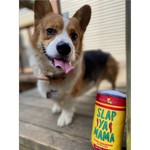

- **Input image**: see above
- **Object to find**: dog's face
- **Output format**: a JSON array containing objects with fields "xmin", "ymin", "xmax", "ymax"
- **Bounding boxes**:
[{"xmin": 30, "ymin": 0, "xmax": 91, "ymax": 77}]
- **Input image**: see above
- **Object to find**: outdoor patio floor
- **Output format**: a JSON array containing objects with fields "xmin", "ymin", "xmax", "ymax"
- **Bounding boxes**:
[{"xmin": 19, "ymin": 86, "xmax": 126, "ymax": 150}]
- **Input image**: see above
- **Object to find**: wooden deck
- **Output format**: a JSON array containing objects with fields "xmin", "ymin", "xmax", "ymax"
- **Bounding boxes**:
[{"xmin": 19, "ymin": 87, "xmax": 126, "ymax": 150}]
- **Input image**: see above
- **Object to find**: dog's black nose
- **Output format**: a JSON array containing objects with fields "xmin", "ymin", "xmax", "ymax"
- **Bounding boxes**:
[{"xmin": 56, "ymin": 42, "xmax": 71, "ymax": 55}]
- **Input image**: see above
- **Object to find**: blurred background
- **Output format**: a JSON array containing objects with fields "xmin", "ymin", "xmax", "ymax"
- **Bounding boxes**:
[{"xmin": 19, "ymin": 0, "xmax": 126, "ymax": 93}]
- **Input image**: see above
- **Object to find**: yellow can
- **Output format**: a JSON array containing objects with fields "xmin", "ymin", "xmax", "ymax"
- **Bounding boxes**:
[{"xmin": 91, "ymin": 90, "xmax": 126, "ymax": 150}]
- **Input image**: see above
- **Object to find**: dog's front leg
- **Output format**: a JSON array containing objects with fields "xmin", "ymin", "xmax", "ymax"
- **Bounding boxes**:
[
  {"xmin": 57, "ymin": 95, "xmax": 76, "ymax": 127},
  {"xmin": 37, "ymin": 80, "xmax": 50, "ymax": 98},
  {"xmin": 52, "ymin": 100, "xmax": 61, "ymax": 114}
]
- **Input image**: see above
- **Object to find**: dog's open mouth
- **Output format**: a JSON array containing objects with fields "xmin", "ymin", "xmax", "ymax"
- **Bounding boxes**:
[
  {"xmin": 42, "ymin": 45, "xmax": 74, "ymax": 74},
  {"xmin": 53, "ymin": 58, "xmax": 74, "ymax": 74}
]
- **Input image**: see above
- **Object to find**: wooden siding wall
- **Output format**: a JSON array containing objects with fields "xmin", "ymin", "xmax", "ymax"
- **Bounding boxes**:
[{"xmin": 60, "ymin": 0, "xmax": 126, "ymax": 63}]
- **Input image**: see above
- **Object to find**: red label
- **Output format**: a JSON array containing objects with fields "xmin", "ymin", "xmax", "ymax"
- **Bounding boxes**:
[
  {"xmin": 95, "ymin": 102, "xmax": 126, "ymax": 111},
  {"xmin": 96, "ymin": 94, "xmax": 126, "ymax": 107},
  {"xmin": 94, "ymin": 144, "xmax": 110, "ymax": 150}
]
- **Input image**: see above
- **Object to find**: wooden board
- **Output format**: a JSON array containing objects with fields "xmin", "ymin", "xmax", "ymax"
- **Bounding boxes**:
[
  {"xmin": 19, "ymin": 88, "xmax": 126, "ymax": 150},
  {"xmin": 19, "ymin": 88, "xmax": 96, "ymax": 118},
  {"xmin": 20, "ymin": 144, "xmax": 34, "ymax": 150},
  {"xmin": 20, "ymin": 102, "xmax": 93, "ymax": 139},
  {"xmin": 20, "ymin": 122, "xmax": 93, "ymax": 150}
]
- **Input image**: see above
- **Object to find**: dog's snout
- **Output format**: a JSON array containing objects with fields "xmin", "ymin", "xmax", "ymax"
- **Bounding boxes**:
[{"xmin": 56, "ymin": 42, "xmax": 71, "ymax": 55}]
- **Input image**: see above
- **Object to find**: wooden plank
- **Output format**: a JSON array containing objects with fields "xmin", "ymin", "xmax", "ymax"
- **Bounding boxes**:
[
  {"xmin": 20, "ymin": 121, "xmax": 93, "ymax": 150},
  {"xmin": 19, "ymin": 95, "xmax": 95, "ymax": 108},
  {"xmin": 20, "ymin": 89, "xmax": 41, "ymax": 98},
  {"xmin": 122, "ymin": 123, "xmax": 126, "ymax": 149},
  {"xmin": 20, "ymin": 102, "xmax": 93, "ymax": 139},
  {"xmin": 19, "ymin": 102, "xmax": 126, "ymax": 149},
  {"xmin": 19, "ymin": 96, "xmax": 95, "ymax": 118},
  {"xmin": 20, "ymin": 88, "xmax": 126, "ymax": 149},
  {"xmin": 20, "ymin": 97, "xmax": 52, "ymax": 109},
  {"xmin": 50, "ymin": 0, "xmax": 61, "ymax": 15},
  {"xmin": 19, "ymin": 86, "xmax": 126, "ymax": 118},
  {"xmin": 20, "ymin": 144, "xmax": 34, "ymax": 150},
  {"xmin": 20, "ymin": 91, "xmax": 96, "ymax": 118},
  {"xmin": 126, "ymin": 0, "xmax": 131, "ymax": 150}
]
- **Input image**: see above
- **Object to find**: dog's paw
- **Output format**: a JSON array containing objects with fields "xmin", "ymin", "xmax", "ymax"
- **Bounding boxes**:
[
  {"xmin": 57, "ymin": 111, "xmax": 73, "ymax": 127},
  {"xmin": 52, "ymin": 103, "xmax": 61, "ymax": 114}
]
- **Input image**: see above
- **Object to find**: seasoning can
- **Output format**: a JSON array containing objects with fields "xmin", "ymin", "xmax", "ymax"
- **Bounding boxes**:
[{"xmin": 91, "ymin": 90, "xmax": 126, "ymax": 150}]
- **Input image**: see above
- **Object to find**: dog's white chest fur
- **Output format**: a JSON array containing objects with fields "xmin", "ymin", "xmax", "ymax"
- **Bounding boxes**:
[{"xmin": 37, "ymin": 57, "xmax": 82, "ymax": 99}]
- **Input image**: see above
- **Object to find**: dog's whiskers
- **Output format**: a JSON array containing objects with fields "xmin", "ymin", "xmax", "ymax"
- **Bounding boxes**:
[
  {"xmin": 41, "ymin": 44, "xmax": 52, "ymax": 61},
  {"xmin": 75, "ymin": 50, "xmax": 80, "ymax": 52},
  {"xmin": 75, "ymin": 53, "xmax": 80, "ymax": 59}
]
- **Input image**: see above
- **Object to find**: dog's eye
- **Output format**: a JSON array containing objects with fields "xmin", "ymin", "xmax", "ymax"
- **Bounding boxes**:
[
  {"xmin": 70, "ymin": 33, "xmax": 78, "ymax": 40},
  {"xmin": 46, "ymin": 28, "xmax": 57, "ymax": 35}
]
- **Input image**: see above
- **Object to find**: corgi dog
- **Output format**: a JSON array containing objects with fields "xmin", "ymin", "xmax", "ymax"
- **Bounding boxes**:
[{"xmin": 29, "ymin": 0, "xmax": 118, "ymax": 127}]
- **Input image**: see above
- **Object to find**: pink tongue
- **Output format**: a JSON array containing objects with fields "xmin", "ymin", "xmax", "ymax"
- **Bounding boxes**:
[{"xmin": 54, "ymin": 58, "xmax": 74, "ymax": 73}]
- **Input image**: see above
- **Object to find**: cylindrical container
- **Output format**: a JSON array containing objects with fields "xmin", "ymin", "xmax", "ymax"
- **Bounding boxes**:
[{"xmin": 91, "ymin": 90, "xmax": 126, "ymax": 150}]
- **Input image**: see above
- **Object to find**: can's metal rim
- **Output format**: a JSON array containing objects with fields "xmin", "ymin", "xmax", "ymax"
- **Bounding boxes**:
[{"xmin": 98, "ymin": 90, "xmax": 126, "ymax": 99}]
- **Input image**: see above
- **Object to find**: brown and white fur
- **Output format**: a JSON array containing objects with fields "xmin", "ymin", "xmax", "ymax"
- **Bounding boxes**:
[{"xmin": 28, "ymin": 0, "xmax": 118, "ymax": 127}]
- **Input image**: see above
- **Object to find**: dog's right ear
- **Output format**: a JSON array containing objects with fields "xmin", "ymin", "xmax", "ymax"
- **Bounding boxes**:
[
  {"xmin": 73, "ymin": 5, "xmax": 91, "ymax": 32},
  {"xmin": 33, "ymin": 0, "xmax": 53, "ymax": 23}
]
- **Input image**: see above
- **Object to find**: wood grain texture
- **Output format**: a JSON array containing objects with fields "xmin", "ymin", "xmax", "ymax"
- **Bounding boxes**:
[
  {"xmin": 20, "ymin": 121, "xmax": 93, "ymax": 150},
  {"xmin": 19, "ymin": 88, "xmax": 126, "ymax": 149},
  {"xmin": 126, "ymin": 0, "xmax": 131, "ymax": 150},
  {"xmin": 20, "ymin": 92, "xmax": 96, "ymax": 118},
  {"xmin": 20, "ymin": 102, "xmax": 93, "ymax": 139},
  {"xmin": 20, "ymin": 144, "xmax": 34, "ymax": 150}
]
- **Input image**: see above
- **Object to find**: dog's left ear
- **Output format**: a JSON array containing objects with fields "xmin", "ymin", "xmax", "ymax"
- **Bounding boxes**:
[
  {"xmin": 73, "ymin": 5, "xmax": 91, "ymax": 31},
  {"xmin": 33, "ymin": 0, "xmax": 53, "ymax": 23}
]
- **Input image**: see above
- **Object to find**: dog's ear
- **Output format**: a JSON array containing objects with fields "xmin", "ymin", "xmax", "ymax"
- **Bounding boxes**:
[
  {"xmin": 73, "ymin": 5, "xmax": 91, "ymax": 32},
  {"xmin": 33, "ymin": 0, "xmax": 53, "ymax": 23}
]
